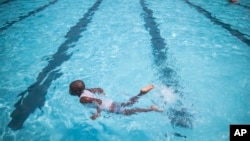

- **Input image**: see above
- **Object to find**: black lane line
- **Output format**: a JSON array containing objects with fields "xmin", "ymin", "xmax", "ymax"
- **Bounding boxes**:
[
  {"xmin": 237, "ymin": 3, "xmax": 250, "ymax": 10},
  {"xmin": 8, "ymin": 0, "xmax": 103, "ymax": 130},
  {"xmin": 0, "ymin": 0, "xmax": 13, "ymax": 5},
  {"xmin": 139, "ymin": 0, "xmax": 179, "ymax": 88},
  {"xmin": 183, "ymin": 0, "xmax": 250, "ymax": 47},
  {"xmin": 140, "ymin": 0, "xmax": 193, "ymax": 129},
  {"xmin": 0, "ymin": 0, "xmax": 58, "ymax": 31}
]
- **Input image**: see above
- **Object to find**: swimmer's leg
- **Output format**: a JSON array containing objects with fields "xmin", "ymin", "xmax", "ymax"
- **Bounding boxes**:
[
  {"xmin": 121, "ymin": 84, "xmax": 154, "ymax": 107},
  {"xmin": 123, "ymin": 105, "xmax": 163, "ymax": 115}
]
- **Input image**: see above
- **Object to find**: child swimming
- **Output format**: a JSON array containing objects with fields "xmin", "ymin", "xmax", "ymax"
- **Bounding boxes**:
[{"xmin": 69, "ymin": 80, "xmax": 162, "ymax": 120}]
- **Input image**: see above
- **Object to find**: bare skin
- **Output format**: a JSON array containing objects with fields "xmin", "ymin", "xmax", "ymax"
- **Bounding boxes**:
[
  {"xmin": 123, "ymin": 105, "xmax": 163, "ymax": 116},
  {"xmin": 69, "ymin": 81, "xmax": 163, "ymax": 120},
  {"xmin": 85, "ymin": 84, "xmax": 162, "ymax": 120}
]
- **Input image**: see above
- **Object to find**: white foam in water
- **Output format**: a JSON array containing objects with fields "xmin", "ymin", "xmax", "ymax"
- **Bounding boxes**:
[{"xmin": 158, "ymin": 85, "xmax": 178, "ymax": 105}]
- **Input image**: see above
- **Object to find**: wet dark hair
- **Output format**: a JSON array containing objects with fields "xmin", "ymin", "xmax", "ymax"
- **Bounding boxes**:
[{"xmin": 69, "ymin": 80, "xmax": 85, "ymax": 96}]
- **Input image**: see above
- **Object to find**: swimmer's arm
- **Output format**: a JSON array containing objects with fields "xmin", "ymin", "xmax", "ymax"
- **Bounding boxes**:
[
  {"xmin": 80, "ymin": 97, "xmax": 102, "ymax": 105},
  {"xmin": 79, "ymin": 97, "xmax": 102, "ymax": 120},
  {"xmin": 91, "ymin": 106, "xmax": 101, "ymax": 120},
  {"xmin": 87, "ymin": 88, "xmax": 105, "ymax": 95}
]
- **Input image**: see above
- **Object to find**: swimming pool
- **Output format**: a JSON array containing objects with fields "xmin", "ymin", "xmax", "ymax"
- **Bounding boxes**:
[{"xmin": 0, "ymin": 0, "xmax": 249, "ymax": 140}]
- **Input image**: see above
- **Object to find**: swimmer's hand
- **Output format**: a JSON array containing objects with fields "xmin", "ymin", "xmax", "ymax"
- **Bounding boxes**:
[
  {"xmin": 87, "ymin": 88, "xmax": 105, "ymax": 95},
  {"xmin": 90, "ymin": 106, "xmax": 101, "ymax": 120},
  {"xmin": 96, "ymin": 88, "xmax": 105, "ymax": 95},
  {"xmin": 90, "ymin": 113, "xmax": 100, "ymax": 120}
]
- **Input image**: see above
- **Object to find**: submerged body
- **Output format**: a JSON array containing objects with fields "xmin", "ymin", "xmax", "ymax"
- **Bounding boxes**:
[
  {"xmin": 69, "ymin": 80, "xmax": 162, "ymax": 120},
  {"xmin": 80, "ymin": 89, "xmax": 124, "ymax": 114}
]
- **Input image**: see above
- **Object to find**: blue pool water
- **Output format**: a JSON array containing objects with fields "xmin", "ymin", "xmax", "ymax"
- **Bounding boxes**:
[{"xmin": 0, "ymin": 0, "xmax": 250, "ymax": 140}]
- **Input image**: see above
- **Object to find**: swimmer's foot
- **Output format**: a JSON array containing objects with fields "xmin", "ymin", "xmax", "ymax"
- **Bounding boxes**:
[
  {"xmin": 140, "ymin": 84, "xmax": 154, "ymax": 95},
  {"xmin": 150, "ymin": 105, "xmax": 163, "ymax": 112}
]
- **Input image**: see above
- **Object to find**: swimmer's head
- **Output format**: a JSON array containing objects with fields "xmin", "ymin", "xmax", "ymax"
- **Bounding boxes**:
[{"xmin": 69, "ymin": 80, "xmax": 85, "ymax": 96}]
